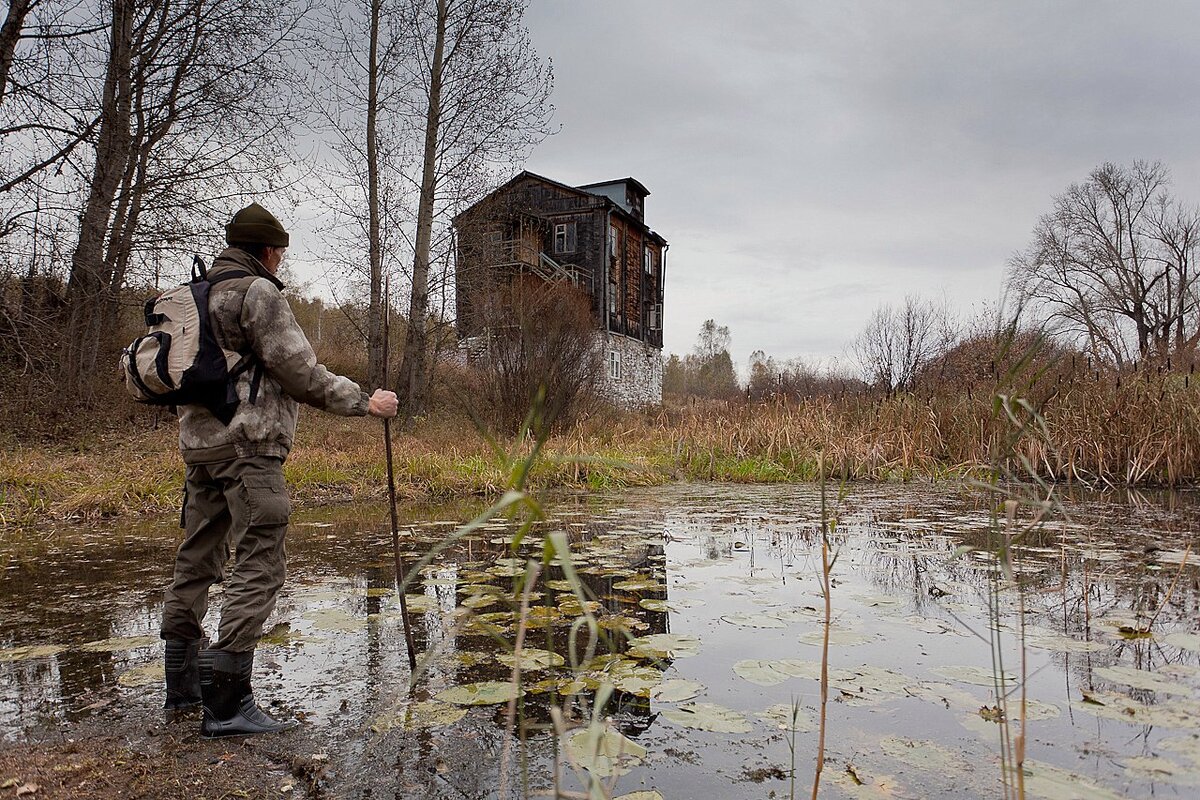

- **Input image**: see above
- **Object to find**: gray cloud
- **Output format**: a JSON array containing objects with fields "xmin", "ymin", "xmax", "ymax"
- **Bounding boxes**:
[{"xmin": 519, "ymin": 1, "xmax": 1200, "ymax": 372}]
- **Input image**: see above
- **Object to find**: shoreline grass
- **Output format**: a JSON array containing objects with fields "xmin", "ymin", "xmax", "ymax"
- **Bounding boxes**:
[{"xmin": 4, "ymin": 371, "xmax": 1200, "ymax": 525}]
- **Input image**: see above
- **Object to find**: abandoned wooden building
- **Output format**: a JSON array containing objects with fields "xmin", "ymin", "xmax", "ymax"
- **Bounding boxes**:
[{"xmin": 453, "ymin": 171, "xmax": 668, "ymax": 406}]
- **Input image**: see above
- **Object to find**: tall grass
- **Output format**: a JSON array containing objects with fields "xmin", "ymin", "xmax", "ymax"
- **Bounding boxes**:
[{"xmin": 5, "ymin": 364, "xmax": 1200, "ymax": 524}]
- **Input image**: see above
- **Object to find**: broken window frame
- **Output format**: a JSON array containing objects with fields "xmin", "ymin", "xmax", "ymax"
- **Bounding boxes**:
[
  {"xmin": 647, "ymin": 303, "xmax": 663, "ymax": 331},
  {"xmin": 554, "ymin": 221, "xmax": 576, "ymax": 254}
]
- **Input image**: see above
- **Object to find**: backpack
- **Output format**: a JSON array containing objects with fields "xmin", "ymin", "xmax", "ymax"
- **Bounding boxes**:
[{"xmin": 120, "ymin": 256, "xmax": 261, "ymax": 424}]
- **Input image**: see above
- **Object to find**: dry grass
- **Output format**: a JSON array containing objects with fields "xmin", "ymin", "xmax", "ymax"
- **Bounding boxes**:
[{"xmin": 3, "ymin": 369, "xmax": 1198, "ymax": 524}]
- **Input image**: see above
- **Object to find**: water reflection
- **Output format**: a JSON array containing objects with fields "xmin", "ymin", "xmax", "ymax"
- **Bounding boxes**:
[{"xmin": 2, "ymin": 484, "xmax": 1199, "ymax": 798}]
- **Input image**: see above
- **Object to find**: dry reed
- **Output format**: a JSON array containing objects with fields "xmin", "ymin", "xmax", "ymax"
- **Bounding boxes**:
[{"xmin": 5, "ymin": 368, "xmax": 1199, "ymax": 524}]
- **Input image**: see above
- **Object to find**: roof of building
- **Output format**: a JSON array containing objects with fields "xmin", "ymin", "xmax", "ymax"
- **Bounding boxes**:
[
  {"xmin": 453, "ymin": 170, "xmax": 666, "ymax": 244},
  {"xmin": 577, "ymin": 177, "xmax": 651, "ymax": 198}
]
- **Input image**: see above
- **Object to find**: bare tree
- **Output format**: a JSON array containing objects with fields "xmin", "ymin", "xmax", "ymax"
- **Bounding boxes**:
[
  {"xmin": 0, "ymin": 0, "xmax": 39, "ymax": 103},
  {"xmin": 1008, "ymin": 161, "xmax": 1200, "ymax": 366},
  {"xmin": 307, "ymin": 0, "xmax": 418, "ymax": 390},
  {"xmin": 853, "ymin": 295, "xmax": 955, "ymax": 393},
  {"xmin": 2, "ymin": 0, "xmax": 308, "ymax": 389},
  {"xmin": 393, "ymin": 0, "xmax": 554, "ymax": 421},
  {"xmin": 468, "ymin": 274, "xmax": 598, "ymax": 433}
]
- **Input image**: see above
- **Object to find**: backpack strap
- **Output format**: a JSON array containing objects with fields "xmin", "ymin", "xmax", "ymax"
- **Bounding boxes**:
[
  {"xmin": 207, "ymin": 269, "xmax": 253, "ymax": 285},
  {"xmin": 205, "ymin": 266, "xmax": 264, "ymax": 414}
]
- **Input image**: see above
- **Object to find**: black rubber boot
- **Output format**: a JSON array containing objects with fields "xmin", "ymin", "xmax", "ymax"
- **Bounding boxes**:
[
  {"xmin": 164, "ymin": 638, "xmax": 204, "ymax": 711},
  {"xmin": 199, "ymin": 649, "xmax": 299, "ymax": 738}
]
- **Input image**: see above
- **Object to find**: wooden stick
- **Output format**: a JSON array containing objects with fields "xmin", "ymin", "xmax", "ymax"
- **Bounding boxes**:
[{"xmin": 383, "ymin": 275, "xmax": 418, "ymax": 673}]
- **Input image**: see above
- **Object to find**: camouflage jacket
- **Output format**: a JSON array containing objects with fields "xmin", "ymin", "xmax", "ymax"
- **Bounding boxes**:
[{"xmin": 178, "ymin": 248, "xmax": 369, "ymax": 464}]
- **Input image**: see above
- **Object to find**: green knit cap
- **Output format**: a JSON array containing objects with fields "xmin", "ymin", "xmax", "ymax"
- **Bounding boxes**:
[{"xmin": 225, "ymin": 202, "xmax": 290, "ymax": 247}]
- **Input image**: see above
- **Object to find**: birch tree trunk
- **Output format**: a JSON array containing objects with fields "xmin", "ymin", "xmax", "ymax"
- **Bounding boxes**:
[
  {"xmin": 0, "ymin": 0, "xmax": 36, "ymax": 103},
  {"xmin": 396, "ymin": 0, "xmax": 446, "ymax": 420},
  {"xmin": 365, "ymin": 0, "xmax": 385, "ymax": 389},
  {"xmin": 63, "ymin": 0, "xmax": 134, "ymax": 390}
]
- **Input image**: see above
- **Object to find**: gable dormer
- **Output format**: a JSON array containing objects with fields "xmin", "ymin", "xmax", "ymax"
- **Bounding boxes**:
[{"xmin": 578, "ymin": 178, "xmax": 650, "ymax": 222}]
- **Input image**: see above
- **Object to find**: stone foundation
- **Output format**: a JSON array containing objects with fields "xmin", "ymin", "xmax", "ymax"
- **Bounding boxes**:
[{"xmin": 596, "ymin": 332, "xmax": 662, "ymax": 408}]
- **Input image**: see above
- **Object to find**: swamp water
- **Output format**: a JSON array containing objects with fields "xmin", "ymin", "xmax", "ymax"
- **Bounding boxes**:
[{"xmin": 1, "ymin": 482, "xmax": 1199, "ymax": 799}]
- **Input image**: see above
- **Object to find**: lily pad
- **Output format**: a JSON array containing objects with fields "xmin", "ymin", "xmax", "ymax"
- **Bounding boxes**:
[
  {"xmin": 614, "ymin": 792, "xmax": 664, "ymax": 800},
  {"xmin": 607, "ymin": 661, "xmax": 665, "ymax": 698},
  {"xmin": 661, "ymin": 702, "xmax": 752, "ymax": 733},
  {"xmin": 307, "ymin": 608, "xmax": 364, "ymax": 632},
  {"xmin": 565, "ymin": 726, "xmax": 647, "ymax": 778},
  {"xmin": 373, "ymin": 700, "xmax": 467, "ymax": 732},
  {"xmin": 401, "ymin": 594, "xmax": 439, "ymax": 613},
  {"xmin": 0, "ymin": 644, "xmax": 65, "ymax": 662},
  {"xmin": 453, "ymin": 651, "xmax": 492, "ymax": 667},
  {"xmin": 1122, "ymin": 756, "xmax": 1200, "ymax": 786},
  {"xmin": 880, "ymin": 736, "xmax": 969, "ymax": 773},
  {"xmin": 851, "ymin": 593, "xmax": 903, "ymax": 607},
  {"xmin": 798, "ymin": 628, "xmax": 874, "ymax": 646},
  {"xmin": 1078, "ymin": 691, "xmax": 1200, "ymax": 729},
  {"xmin": 720, "ymin": 613, "xmax": 787, "ymax": 629},
  {"xmin": 117, "ymin": 661, "xmax": 163, "ymax": 688},
  {"xmin": 1160, "ymin": 736, "xmax": 1200, "ymax": 765},
  {"xmin": 1094, "ymin": 665, "xmax": 1195, "ymax": 695},
  {"xmin": 559, "ymin": 598, "xmax": 602, "ymax": 616},
  {"xmin": 1021, "ymin": 759, "xmax": 1124, "ymax": 800},
  {"xmin": 78, "ymin": 635, "xmax": 159, "ymax": 653},
  {"xmin": 932, "ymin": 665, "xmax": 1018, "ymax": 687},
  {"xmin": 756, "ymin": 703, "xmax": 816, "ymax": 732},
  {"xmin": 894, "ymin": 616, "xmax": 962, "ymax": 636},
  {"xmin": 597, "ymin": 615, "xmax": 648, "ymax": 633},
  {"xmin": 650, "ymin": 679, "xmax": 705, "ymax": 703},
  {"xmin": 638, "ymin": 599, "xmax": 670, "ymax": 612},
  {"xmin": 627, "ymin": 634, "xmax": 701, "ymax": 659},
  {"xmin": 461, "ymin": 594, "xmax": 499, "ymax": 610},
  {"xmin": 435, "ymin": 681, "xmax": 521, "ymax": 706},
  {"xmin": 733, "ymin": 659, "xmax": 820, "ymax": 687},
  {"xmin": 612, "ymin": 577, "xmax": 663, "ymax": 592},
  {"xmin": 1164, "ymin": 632, "xmax": 1200, "ymax": 653},
  {"xmin": 1026, "ymin": 634, "xmax": 1107, "ymax": 654},
  {"xmin": 496, "ymin": 648, "xmax": 566, "ymax": 671}
]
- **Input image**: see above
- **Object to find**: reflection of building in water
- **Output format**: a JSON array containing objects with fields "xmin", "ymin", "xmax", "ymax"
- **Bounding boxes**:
[{"xmin": 286, "ymin": 492, "xmax": 675, "ymax": 744}]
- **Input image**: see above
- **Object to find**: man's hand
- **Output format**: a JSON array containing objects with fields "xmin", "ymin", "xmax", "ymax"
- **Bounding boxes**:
[{"xmin": 368, "ymin": 389, "xmax": 399, "ymax": 419}]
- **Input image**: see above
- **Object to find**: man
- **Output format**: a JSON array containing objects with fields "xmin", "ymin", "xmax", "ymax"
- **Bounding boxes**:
[{"xmin": 160, "ymin": 202, "xmax": 398, "ymax": 738}]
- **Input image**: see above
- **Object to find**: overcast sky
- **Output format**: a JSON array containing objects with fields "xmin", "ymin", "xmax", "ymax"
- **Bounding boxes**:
[{"xmin": 514, "ymin": 0, "xmax": 1200, "ymax": 373}]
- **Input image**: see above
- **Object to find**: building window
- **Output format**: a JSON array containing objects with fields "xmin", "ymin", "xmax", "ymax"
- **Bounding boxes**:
[
  {"xmin": 643, "ymin": 246, "xmax": 653, "ymax": 275},
  {"xmin": 608, "ymin": 349, "xmax": 622, "ymax": 380},
  {"xmin": 553, "ymin": 222, "xmax": 576, "ymax": 254},
  {"xmin": 609, "ymin": 225, "xmax": 619, "ymax": 263},
  {"xmin": 608, "ymin": 279, "xmax": 618, "ymax": 317},
  {"xmin": 647, "ymin": 303, "xmax": 662, "ymax": 331}
]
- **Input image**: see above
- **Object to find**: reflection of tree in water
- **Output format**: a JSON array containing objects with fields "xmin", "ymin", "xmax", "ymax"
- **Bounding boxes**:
[
  {"xmin": 330, "ymin": 498, "xmax": 673, "ymax": 793},
  {"xmin": 845, "ymin": 493, "xmax": 1200, "ymax": 709},
  {"xmin": 0, "ymin": 527, "xmax": 177, "ymax": 733},
  {"xmin": 654, "ymin": 483, "xmax": 1200, "ymax": 727}
]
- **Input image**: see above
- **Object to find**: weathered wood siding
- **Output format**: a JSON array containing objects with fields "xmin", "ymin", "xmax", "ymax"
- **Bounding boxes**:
[{"xmin": 455, "ymin": 173, "xmax": 665, "ymax": 354}]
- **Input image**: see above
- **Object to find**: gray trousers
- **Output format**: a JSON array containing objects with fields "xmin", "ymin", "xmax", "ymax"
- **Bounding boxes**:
[{"xmin": 160, "ymin": 455, "xmax": 291, "ymax": 652}]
